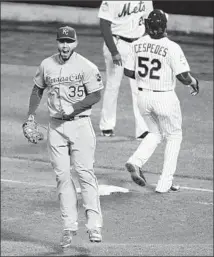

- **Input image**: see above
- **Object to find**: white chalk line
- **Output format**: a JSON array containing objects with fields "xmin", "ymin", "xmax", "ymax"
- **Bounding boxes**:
[
  {"xmin": 1, "ymin": 178, "xmax": 213, "ymax": 193},
  {"xmin": 196, "ymin": 202, "xmax": 213, "ymax": 206},
  {"xmin": 150, "ymin": 183, "xmax": 213, "ymax": 193},
  {"xmin": 1, "ymin": 179, "xmax": 129, "ymax": 196},
  {"xmin": 180, "ymin": 186, "xmax": 213, "ymax": 192}
]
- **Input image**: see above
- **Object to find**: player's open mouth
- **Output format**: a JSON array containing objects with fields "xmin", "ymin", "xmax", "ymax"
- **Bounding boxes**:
[{"xmin": 62, "ymin": 50, "xmax": 69, "ymax": 54}]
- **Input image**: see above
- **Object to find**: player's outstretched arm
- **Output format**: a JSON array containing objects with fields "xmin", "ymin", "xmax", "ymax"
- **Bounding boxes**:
[
  {"xmin": 176, "ymin": 72, "xmax": 199, "ymax": 96},
  {"xmin": 22, "ymin": 84, "xmax": 45, "ymax": 144}
]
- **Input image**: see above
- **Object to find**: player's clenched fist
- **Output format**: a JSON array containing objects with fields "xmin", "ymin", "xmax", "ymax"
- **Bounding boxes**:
[{"xmin": 60, "ymin": 105, "xmax": 74, "ymax": 116}]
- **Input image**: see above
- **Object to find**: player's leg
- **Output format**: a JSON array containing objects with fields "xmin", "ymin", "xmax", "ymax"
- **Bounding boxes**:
[
  {"xmin": 129, "ymin": 78, "xmax": 150, "ymax": 138},
  {"xmin": 154, "ymin": 92, "xmax": 182, "ymax": 193},
  {"xmin": 127, "ymin": 111, "xmax": 162, "ymax": 167},
  {"xmin": 71, "ymin": 118, "xmax": 102, "ymax": 242},
  {"xmin": 99, "ymin": 42, "xmax": 123, "ymax": 135},
  {"xmin": 47, "ymin": 120, "xmax": 78, "ymax": 237},
  {"xmin": 126, "ymin": 94, "xmax": 162, "ymax": 185}
]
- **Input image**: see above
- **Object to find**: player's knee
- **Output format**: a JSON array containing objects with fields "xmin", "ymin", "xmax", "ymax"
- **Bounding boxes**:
[
  {"xmin": 144, "ymin": 132, "xmax": 162, "ymax": 146},
  {"xmin": 77, "ymin": 168, "xmax": 96, "ymax": 185},
  {"xmin": 55, "ymin": 169, "xmax": 70, "ymax": 184},
  {"xmin": 147, "ymin": 132, "xmax": 162, "ymax": 144}
]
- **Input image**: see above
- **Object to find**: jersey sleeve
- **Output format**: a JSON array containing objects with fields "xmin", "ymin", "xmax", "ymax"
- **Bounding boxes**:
[
  {"xmin": 98, "ymin": 1, "xmax": 114, "ymax": 22},
  {"xmin": 83, "ymin": 64, "xmax": 104, "ymax": 94},
  {"xmin": 170, "ymin": 43, "xmax": 190, "ymax": 75},
  {"xmin": 124, "ymin": 44, "xmax": 136, "ymax": 71},
  {"xmin": 33, "ymin": 61, "xmax": 47, "ymax": 89}
]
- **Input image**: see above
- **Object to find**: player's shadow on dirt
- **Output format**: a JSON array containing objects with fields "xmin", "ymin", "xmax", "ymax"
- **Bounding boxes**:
[{"xmin": 2, "ymin": 229, "xmax": 91, "ymax": 256}]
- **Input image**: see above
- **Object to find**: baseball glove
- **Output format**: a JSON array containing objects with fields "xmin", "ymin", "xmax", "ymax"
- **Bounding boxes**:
[
  {"xmin": 188, "ymin": 78, "xmax": 199, "ymax": 96},
  {"xmin": 22, "ymin": 115, "xmax": 44, "ymax": 144}
]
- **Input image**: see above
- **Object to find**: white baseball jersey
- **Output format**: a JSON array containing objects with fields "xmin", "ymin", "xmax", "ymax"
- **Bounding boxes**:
[
  {"xmin": 98, "ymin": 1, "xmax": 153, "ymax": 38},
  {"xmin": 125, "ymin": 35, "xmax": 190, "ymax": 91},
  {"xmin": 34, "ymin": 52, "xmax": 104, "ymax": 118}
]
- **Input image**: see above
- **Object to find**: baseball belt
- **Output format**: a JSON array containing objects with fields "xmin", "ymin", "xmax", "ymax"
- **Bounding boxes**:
[
  {"xmin": 138, "ymin": 88, "xmax": 173, "ymax": 93},
  {"xmin": 52, "ymin": 115, "xmax": 89, "ymax": 121},
  {"xmin": 113, "ymin": 34, "xmax": 139, "ymax": 43}
]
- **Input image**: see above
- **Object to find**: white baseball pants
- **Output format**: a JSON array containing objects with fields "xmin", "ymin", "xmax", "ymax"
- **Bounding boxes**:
[
  {"xmin": 127, "ymin": 90, "xmax": 182, "ymax": 192},
  {"xmin": 99, "ymin": 38, "xmax": 147, "ymax": 138},
  {"xmin": 47, "ymin": 117, "xmax": 103, "ymax": 231}
]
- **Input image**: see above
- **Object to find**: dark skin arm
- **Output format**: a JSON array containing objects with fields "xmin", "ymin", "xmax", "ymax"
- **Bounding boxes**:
[
  {"xmin": 100, "ymin": 18, "xmax": 122, "ymax": 66},
  {"xmin": 27, "ymin": 84, "xmax": 44, "ymax": 117},
  {"xmin": 176, "ymin": 71, "xmax": 199, "ymax": 96}
]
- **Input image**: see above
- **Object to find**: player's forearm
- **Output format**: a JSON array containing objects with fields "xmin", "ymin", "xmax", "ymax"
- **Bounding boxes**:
[
  {"xmin": 27, "ymin": 84, "xmax": 44, "ymax": 116},
  {"xmin": 100, "ymin": 18, "xmax": 119, "ymax": 56},
  {"xmin": 72, "ymin": 90, "xmax": 101, "ymax": 116},
  {"xmin": 176, "ymin": 72, "xmax": 196, "ymax": 86}
]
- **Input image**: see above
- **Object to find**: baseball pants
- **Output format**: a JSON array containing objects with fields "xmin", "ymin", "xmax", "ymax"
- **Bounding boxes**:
[
  {"xmin": 99, "ymin": 38, "xmax": 147, "ymax": 138},
  {"xmin": 47, "ymin": 117, "xmax": 103, "ymax": 231},
  {"xmin": 127, "ymin": 90, "xmax": 182, "ymax": 192}
]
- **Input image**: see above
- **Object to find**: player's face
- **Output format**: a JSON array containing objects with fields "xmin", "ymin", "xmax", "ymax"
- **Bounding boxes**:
[{"xmin": 57, "ymin": 39, "xmax": 77, "ymax": 61}]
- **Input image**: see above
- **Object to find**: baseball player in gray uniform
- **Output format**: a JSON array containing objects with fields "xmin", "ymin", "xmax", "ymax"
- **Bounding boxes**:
[
  {"xmin": 98, "ymin": 1, "xmax": 153, "ymax": 138},
  {"xmin": 23, "ymin": 26, "xmax": 103, "ymax": 247},
  {"xmin": 124, "ymin": 10, "xmax": 199, "ymax": 193}
]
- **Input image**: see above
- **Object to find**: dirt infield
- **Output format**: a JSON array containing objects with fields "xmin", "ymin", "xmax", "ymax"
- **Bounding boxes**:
[{"xmin": 1, "ymin": 25, "xmax": 213, "ymax": 256}]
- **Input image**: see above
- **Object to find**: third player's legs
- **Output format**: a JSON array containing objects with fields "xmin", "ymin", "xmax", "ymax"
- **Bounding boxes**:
[{"xmin": 99, "ymin": 46, "xmax": 123, "ymax": 131}]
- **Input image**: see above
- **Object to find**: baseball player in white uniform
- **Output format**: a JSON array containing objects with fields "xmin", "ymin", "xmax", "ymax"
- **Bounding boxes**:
[
  {"xmin": 124, "ymin": 10, "xmax": 199, "ymax": 193},
  {"xmin": 98, "ymin": 1, "xmax": 153, "ymax": 138},
  {"xmin": 24, "ymin": 26, "xmax": 103, "ymax": 247}
]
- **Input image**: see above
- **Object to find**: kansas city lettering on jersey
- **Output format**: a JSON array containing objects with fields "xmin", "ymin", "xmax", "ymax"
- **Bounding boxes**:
[
  {"xmin": 118, "ymin": 1, "xmax": 145, "ymax": 17},
  {"xmin": 46, "ymin": 73, "xmax": 84, "ymax": 85},
  {"xmin": 134, "ymin": 43, "xmax": 168, "ymax": 57}
]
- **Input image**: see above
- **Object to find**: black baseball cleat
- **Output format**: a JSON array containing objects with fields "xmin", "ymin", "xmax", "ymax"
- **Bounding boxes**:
[
  {"xmin": 169, "ymin": 184, "xmax": 180, "ymax": 192},
  {"xmin": 101, "ymin": 129, "xmax": 115, "ymax": 137},
  {"xmin": 155, "ymin": 184, "xmax": 180, "ymax": 193},
  {"xmin": 125, "ymin": 162, "xmax": 146, "ymax": 186}
]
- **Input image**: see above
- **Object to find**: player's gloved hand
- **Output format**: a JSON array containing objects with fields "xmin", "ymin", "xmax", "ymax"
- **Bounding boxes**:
[
  {"xmin": 112, "ymin": 53, "xmax": 122, "ymax": 66},
  {"xmin": 22, "ymin": 114, "xmax": 44, "ymax": 144},
  {"xmin": 188, "ymin": 78, "xmax": 199, "ymax": 96}
]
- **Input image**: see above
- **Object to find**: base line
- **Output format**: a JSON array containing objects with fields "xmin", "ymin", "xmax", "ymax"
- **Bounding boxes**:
[
  {"xmin": 1, "ymin": 178, "xmax": 213, "ymax": 193},
  {"xmin": 1, "ymin": 179, "xmax": 129, "ymax": 196}
]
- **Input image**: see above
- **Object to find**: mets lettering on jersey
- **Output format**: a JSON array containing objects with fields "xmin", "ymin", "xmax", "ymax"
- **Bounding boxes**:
[
  {"xmin": 98, "ymin": 1, "xmax": 153, "ymax": 38},
  {"xmin": 125, "ymin": 35, "xmax": 190, "ymax": 91},
  {"xmin": 118, "ymin": 1, "xmax": 146, "ymax": 17},
  {"xmin": 34, "ymin": 52, "xmax": 103, "ymax": 117}
]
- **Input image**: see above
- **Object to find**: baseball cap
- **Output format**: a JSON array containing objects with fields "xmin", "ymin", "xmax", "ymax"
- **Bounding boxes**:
[{"xmin": 56, "ymin": 26, "xmax": 77, "ymax": 41}]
